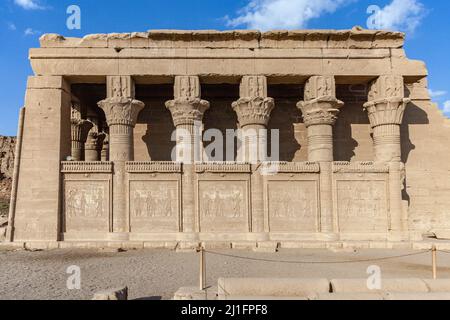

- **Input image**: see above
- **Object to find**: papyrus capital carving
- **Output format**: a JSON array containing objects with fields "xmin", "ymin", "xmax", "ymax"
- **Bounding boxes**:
[
  {"xmin": 98, "ymin": 97, "xmax": 145, "ymax": 128},
  {"xmin": 166, "ymin": 76, "xmax": 210, "ymax": 126},
  {"xmin": 298, "ymin": 76, "xmax": 343, "ymax": 127},
  {"xmin": 233, "ymin": 75, "xmax": 275, "ymax": 127}
]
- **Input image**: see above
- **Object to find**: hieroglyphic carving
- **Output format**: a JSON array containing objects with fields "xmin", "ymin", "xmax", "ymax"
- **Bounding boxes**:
[
  {"xmin": 174, "ymin": 75, "xmax": 201, "ymax": 100},
  {"xmin": 268, "ymin": 181, "xmax": 318, "ymax": 232},
  {"xmin": 367, "ymin": 75, "xmax": 404, "ymax": 102},
  {"xmin": 129, "ymin": 181, "xmax": 179, "ymax": 232},
  {"xmin": 337, "ymin": 180, "xmax": 388, "ymax": 233},
  {"xmin": 240, "ymin": 76, "xmax": 268, "ymax": 98},
  {"xmin": 304, "ymin": 75, "xmax": 336, "ymax": 101},
  {"xmin": 107, "ymin": 75, "xmax": 134, "ymax": 98},
  {"xmin": 64, "ymin": 181, "xmax": 109, "ymax": 232},
  {"xmin": 199, "ymin": 181, "xmax": 248, "ymax": 232}
]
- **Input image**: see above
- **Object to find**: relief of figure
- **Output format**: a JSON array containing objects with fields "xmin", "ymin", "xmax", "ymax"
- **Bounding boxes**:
[
  {"xmin": 202, "ymin": 185, "xmax": 244, "ymax": 219},
  {"xmin": 270, "ymin": 188, "xmax": 314, "ymax": 220},
  {"xmin": 132, "ymin": 185, "xmax": 176, "ymax": 219},
  {"xmin": 66, "ymin": 185, "xmax": 105, "ymax": 219},
  {"xmin": 66, "ymin": 189, "xmax": 78, "ymax": 218}
]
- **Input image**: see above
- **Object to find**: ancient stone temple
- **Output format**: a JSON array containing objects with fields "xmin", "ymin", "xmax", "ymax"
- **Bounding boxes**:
[{"xmin": 6, "ymin": 28, "xmax": 450, "ymax": 248}]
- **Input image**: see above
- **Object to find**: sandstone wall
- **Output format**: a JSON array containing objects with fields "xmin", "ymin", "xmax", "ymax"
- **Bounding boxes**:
[{"xmin": 403, "ymin": 81, "xmax": 450, "ymax": 233}]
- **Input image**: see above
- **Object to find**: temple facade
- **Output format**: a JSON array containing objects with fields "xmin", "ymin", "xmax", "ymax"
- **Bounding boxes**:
[{"xmin": 6, "ymin": 28, "xmax": 450, "ymax": 249}]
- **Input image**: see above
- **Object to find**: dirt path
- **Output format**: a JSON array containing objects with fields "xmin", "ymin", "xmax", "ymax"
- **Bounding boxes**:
[{"xmin": 0, "ymin": 248, "xmax": 448, "ymax": 300}]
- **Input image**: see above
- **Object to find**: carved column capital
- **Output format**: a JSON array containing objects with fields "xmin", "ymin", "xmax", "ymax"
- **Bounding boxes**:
[
  {"xmin": 363, "ymin": 97, "xmax": 410, "ymax": 128},
  {"xmin": 364, "ymin": 75, "xmax": 410, "ymax": 128},
  {"xmin": 297, "ymin": 97, "xmax": 343, "ymax": 127},
  {"xmin": 165, "ymin": 76, "xmax": 210, "ymax": 126},
  {"xmin": 98, "ymin": 97, "xmax": 145, "ymax": 129},
  {"xmin": 363, "ymin": 75, "xmax": 410, "ymax": 163},
  {"xmin": 86, "ymin": 131, "xmax": 106, "ymax": 150},
  {"xmin": 233, "ymin": 75, "xmax": 275, "ymax": 127},
  {"xmin": 232, "ymin": 97, "xmax": 275, "ymax": 127},
  {"xmin": 165, "ymin": 98, "xmax": 210, "ymax": 126},
  {"xmin": 298, "ymin": 76, "xmax": 344, "ymax": 127},
  {"xmin": 70, "ymin": 118, "xmax": 93, "ymax": 161},
  {"xmin": 71, "ymin": 118, "xmax": 93, "ymax": 143}
]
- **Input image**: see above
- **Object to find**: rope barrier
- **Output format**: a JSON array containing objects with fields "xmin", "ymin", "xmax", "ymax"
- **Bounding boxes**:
[{"xmin": 204, "ymin": 249, "xmax": 431, "ymax": 265}]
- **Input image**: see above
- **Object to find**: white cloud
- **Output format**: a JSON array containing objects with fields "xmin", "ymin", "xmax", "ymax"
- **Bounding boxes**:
[
  {"xmin": 443, "ymin": 101, "xmax": 450, "ymax": 114},
  {"xmin": 14, "ymin": 0, "xmax": 44, "ymax": 10},
  {"xmin": 429, "ymin": 89, "xmax": 447, "ymax": 98},
  {"xmin": 226, "ymin": 0, "xmax": 353, "ymax": 30},
  {"xmin": 24, "ymin": 28, "xmax": 41, "ymax": 36},
  {"xmin": 7, "ymin": 23, "xmax": 17, "ymax": 31},
  {"xmin": 368, "ymin": 0, "xmax": 426, "ymax": 33}
]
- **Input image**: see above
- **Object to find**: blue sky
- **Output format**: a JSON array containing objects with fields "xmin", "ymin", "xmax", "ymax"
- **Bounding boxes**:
[{"xmin": 0, "ymin": 0, "xmax": 449, "ymax": 136}]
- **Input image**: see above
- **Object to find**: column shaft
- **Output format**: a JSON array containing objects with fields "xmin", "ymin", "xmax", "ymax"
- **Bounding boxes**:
[
  {"xmin": 233, "ymin": 76, "xmax": 275, "ymax": 239},
  {"xmin": 297, "ymin": 76, "xmax": 343, "ymax": 238},
  {"xmin": 166, "ymin": 76, "xmax": 209, "ymax": 237},
  {"xmin": 98, "ymin": 76, "xmax": 144, "ymax": 237},
  {"xmin": 364, "ymin": 75, "xmax": 410, "ymax": 238}
]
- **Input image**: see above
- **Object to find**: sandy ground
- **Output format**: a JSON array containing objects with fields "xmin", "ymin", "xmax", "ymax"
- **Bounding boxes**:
[{"xmin": 0, "ymin": 247, "xmax": 449, "ymax": 300}]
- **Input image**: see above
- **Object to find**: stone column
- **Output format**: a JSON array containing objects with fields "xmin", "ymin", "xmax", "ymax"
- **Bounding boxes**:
[
  {"xmin": 70, "ymin": 101, "xmax": 93, "ymax": 161},
  {"xmin": 101, "ymin": 133, "xmax": 109, "ymax": 161},
  {"xmin": 232, "ymin": 76, "xmax": 275, "ymax": 239},
  {"xmin": 363, "ymin": 75, "xmax": 410, "ymax": 238},
  {"xmin": 166, "ymin": 76, "xmax": 209, "ymax": 238},
  {"xmin": 364, "ymin": 75, "xmax": 410, "ymax": 163},
  {"xmin": 98, "ymin": 76, "xmax": 144, "ymax": 238},
  {"xmin": 297, "ymin": 76, "xmax": 343, "ymax": 238},
  {"xmin": 85, "ymin": 113, "xmax": 106, "ymax": 161},
  {"xmin": 85, "ymin": 131, "xmax": 106, "ymax": 161}
]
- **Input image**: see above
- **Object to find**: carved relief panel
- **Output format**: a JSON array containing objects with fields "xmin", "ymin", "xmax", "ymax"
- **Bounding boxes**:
[
  {"xmin": 64, "ymin": 180, "xmax": 109, "ymax": 232},
  {"xmin": 336, "ymin": 180, "xmax": 388, "ymax": 233},
  {"xmin": 198, "ymin": 181, "xmax": 248, "ymax": 232},
  {"xmin": 267, "ymin": 180, "xmax": 318, "ymax": 232},
  {"xmin": 129, "ymin": 180, "xmax": 180, "ymax": 233}
]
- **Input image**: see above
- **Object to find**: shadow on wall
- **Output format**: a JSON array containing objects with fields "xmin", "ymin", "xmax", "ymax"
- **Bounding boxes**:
[
  {"xmin": 400, "ymin": 97, "xmax": 430, "ymax": 206},
  {"xmin": 202, "ymin": 84, "xmax": 240, "ymax": 161},
  {"xmin": 136, "ymin": 84, "xmax": 176, "ymax": 161},
  {"xmin": 268, "ymin": 84, "xmax": 303, "ymax": 162},
  {"xmin": 333, "ymin": 84, "xmax": 368, "ymax": 162},
  {"xmin": 141, "ymin": 104, "xmax": 176, "ymax": 161}
]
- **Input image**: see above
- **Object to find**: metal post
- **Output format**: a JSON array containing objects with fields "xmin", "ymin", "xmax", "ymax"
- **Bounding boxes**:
[{"xmin": 432, "ymin": 245, "xmax": 437, "ymax": 280}]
